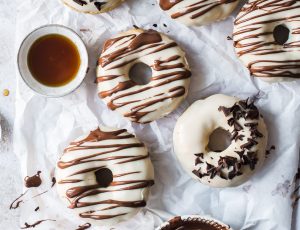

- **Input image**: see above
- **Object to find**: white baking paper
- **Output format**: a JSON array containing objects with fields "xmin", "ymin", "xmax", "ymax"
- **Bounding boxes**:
[{"xmin": 14, "ymin": 0, "xmax": 300, "ymax": 229}]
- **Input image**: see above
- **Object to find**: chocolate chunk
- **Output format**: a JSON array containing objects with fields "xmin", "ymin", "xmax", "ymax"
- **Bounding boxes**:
[
  {"xmin": 73, "ymin": 0, "xmax": 87, "ymax": 6},
  {"xmin": 194, "ymin": 153, "xmax": 204, "ymax": 158},
  {"xmin": 245, "ymin": 110, "xmax": 259, "ymax": 120},
  {"xmin": 94, "ymin": 2, "xmax": 106, "ymax": 11},
  {"xmin": 231, "ymin": 131, "xmax": 238, "ymax": 140},
  {"xmin": 218, "ymin": 106, "xmax": 231, "ymax": 116},
  {"xmin": 234, "ymin": 121, "xmax": 243, "ymax": 131},
  {"xmin": 195, "ymin": 157, "xmax": 203, "ymax": 166},
  {"xmin": 235, "ymin": 134, "xmax": 245, "ymax": 141}
]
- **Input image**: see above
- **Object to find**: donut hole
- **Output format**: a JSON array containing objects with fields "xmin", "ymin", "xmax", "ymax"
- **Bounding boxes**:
[
  {"xmin": 95, "ymin": 168, "xmax": 113, "ymax": 187},
  {"xmin": 129, "ymin": 62, "xmax": 152, "ymax": 85},
  {"xmin": 273, "ymin": 24, "xmax": 290, "ymax": 45},
  {"xmin": 208, "ymin": 128, "xmax": 231, "ymax": 152}
]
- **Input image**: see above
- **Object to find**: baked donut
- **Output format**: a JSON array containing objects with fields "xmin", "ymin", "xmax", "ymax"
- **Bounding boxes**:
[
  {"xmin": 56, "ymin": 126, "xmax": 154, "ymax": 226},
  {"xmin": 158, "ymin": 0, "xmax": 239, "ymax": 26},
  {"xmin": 233, "ymin": 0, "xmax": 300, "ymax": 81},
  {"xmin": 156, "ymin": 215, "xmax": 232, "ymax": 230},
  {"xmin": 173, "ymin": 94, "xmax": 268, "ymax": 187},
  {"xmin": 97, "ymin": 28, "xmax": 191, "ymax": 123},
  {"xmin": 61, "ymin": 0, "xmax": 124, "ymax": 14}
]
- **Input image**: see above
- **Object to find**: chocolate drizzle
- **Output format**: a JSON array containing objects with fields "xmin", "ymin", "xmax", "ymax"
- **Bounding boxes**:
[
  {"xmin": 97, "ymin": 29, "xmax": 191, "ymax": 123},
  {"xmin": 159, "ymin": 0, "xmax": 238, "ymax": 20},
  {"xmin": 20, "ymin": 219, "xmax": 56, "ymax": 229},
  {"xmin": 193, "ymin": 99, "xmax": 264, "ymax": 181},
  {"xmin": 76, "ymin": 223, "xmax": 91, "ymax": 230},
  {"xmin": 9, "ymin": 190, "xmax": 29, "ymax": 210},
  {"xmin": 57, "ymin": 127, "xmax": 154, "ymax": 221},
  {"xmin": 24, "ymin": 171, "xmax": 42, "ymax": 188},
  {"xmin": 233, "ymin": 0, "xmax": 300, "ymax": 78},
  {"xmin": 159, "ymin": 216, "xmax": 230, "ymax": 230}
]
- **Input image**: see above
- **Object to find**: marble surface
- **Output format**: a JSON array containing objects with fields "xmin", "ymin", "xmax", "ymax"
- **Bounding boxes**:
[
  {"xmin": 0, "ymin": 1, "xmax": 21, "ymax": 229},
  {"xmin": 0, "ymin": 0, "xmax": 299, "ymax": 229}
]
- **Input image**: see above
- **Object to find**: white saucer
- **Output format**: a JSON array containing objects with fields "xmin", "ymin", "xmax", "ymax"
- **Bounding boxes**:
[{"xmin": 17, "ymin": 24, "xmax": 88, "ymax": 97}]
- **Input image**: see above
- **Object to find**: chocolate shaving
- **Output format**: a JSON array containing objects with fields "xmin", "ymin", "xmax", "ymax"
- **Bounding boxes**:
[
  {"xmin": 230, "ymin": 131, "xmax": 238, "ymax": 140},
  {"xmin": 195, "ymin": 157, "xmax": 203, "ymax": 166},
  {"xmin": 234, "ymin": 122, "xmax": 243, "ymax": 131},
  {"xmin": 241, "ymin": 138, "xmax": 258, "ymax": 150},
  {"xmin": 218, "ymin": 106, "xmax": 231, "ymax": 116},
  {"xmin": 94, "ymin": 2, "xmax": 106, "ymax": 11},
  {"xmin": 235, "ymin": 134, "xmax": 245, "ymax": 141},
  {"xmin": 73, "ymin": 0, "xmax": 87, "ymax": 6},
  {"xmin": 194, "ymin": 153, "xmax": 204, "ymax": 158}
]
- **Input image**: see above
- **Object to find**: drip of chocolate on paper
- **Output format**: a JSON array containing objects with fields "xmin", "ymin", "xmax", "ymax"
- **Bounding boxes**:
[
  {"xmin": 76, "ymin": 223, "xmax": 91, "ymax": 230},
  {"xmin": 51, "ymin": 177, "xmax": 56, "ymax": 187},
  {"xmin": 9, "ymin": 190, "xmax": 29, "ymax": 210},
  {"xmin": 10, "ymin": 172, "xmax": 55, "ymax": 210},
  {"xmin": 32, "ymin": 190, "xmax": 48, "ymax": 198},
  {"xmin": 21, "ymin": 219, "xmax": 56, "ymax": 229},
  {"xmin": 24, "ymin": 171, "xmax": 42, "ymax": 188}
]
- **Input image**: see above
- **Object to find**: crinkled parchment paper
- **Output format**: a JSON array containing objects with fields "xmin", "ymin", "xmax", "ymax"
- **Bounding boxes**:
[{"xmin": 14, "ymin": 0, "xmax": 300, "ymax": 229}]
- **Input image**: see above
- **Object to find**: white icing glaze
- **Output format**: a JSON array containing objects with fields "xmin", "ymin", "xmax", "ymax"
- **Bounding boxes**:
[
  {"xmin": 97, "ymin": 28, "xmax": 191, "ymax": 123},
  {"xmin": 158, "ymin": 0, "xmax": 239, "ymax": 26},
  {"xmin": 233, "ymin": 0, "xmax": 300, "ymax": 81},
  {"xmin": 61, "ymin": 0, "xmax": 123, "ymax": 14},
  {"xmin": 56, "ymin": 126, "xmax": 154, "ymax": 226},
  {"xmin": 173, "ymin": 94, "xmax": 268, "ymax": 187}
]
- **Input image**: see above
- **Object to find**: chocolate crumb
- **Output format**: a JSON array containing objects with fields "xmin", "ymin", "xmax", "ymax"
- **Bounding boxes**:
[{"xmin": 51, "ymin": 177, "xmax": 56, "ymax": 188}]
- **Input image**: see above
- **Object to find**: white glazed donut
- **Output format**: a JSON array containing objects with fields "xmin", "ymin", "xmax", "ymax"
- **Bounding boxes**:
[
  {"xmin": 97, "ymin": 28, "xmax": 191, "ymax": 123},
  {"xmin": 156, "ymin": 215, "xmax": 232, "ymax": 230},
  {"xmin": 61, "ymin": 0, "xmax": 124, "ymax": 14},
  {"xmin": 173, "ymin": 94, "xmax": 268, "ymax": 187},
  {"xmin": 56, "ymin": 126, "xmax": 154, "ymax": 226},
  {"xmin": 158, "ymin": 0, "xmax": 239, "ymax": 26},
  {"xmin": 233, "ymin": 0, "xmax": 300, "ymax": 81}
]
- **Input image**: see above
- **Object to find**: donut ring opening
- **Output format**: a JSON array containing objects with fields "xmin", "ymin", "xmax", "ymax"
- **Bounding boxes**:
[
  {"xmin": 273, "ymin": 24, "xmax": 290, "ymax": 45},
  {"xmin": 208, "ymin": 128, "xmax": 231, "ymax": 152},
  {"xmin": 95, "ymin": 168, "xmax": 113, "ymax": 187},
  {"xmin": 129, "ymin": 62, "xmax": 152, "ymax": 85}
]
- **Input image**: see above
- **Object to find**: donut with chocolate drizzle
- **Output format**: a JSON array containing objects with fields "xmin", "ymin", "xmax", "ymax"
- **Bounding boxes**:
[
  {"xmin": 173, "ymin": 94, "xmax": 268, "ymax": 187},
  {"xmin": 97, "ymin": 28, "xmax": 191, "ymax": 123},
  {"xmin": 61, "ymin": 0, "xmax": 124, "ymax": 14},
  {"xmin": 233, "ymin": 0, "xmax": 300, "ymax": 81},
  {"xmin": 158, "ymin": 0, "xmax": 239, "ymax": 26},
  {"xmin": 56, "ymin": 126, "xmax": 154, "ymax": 226}
]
